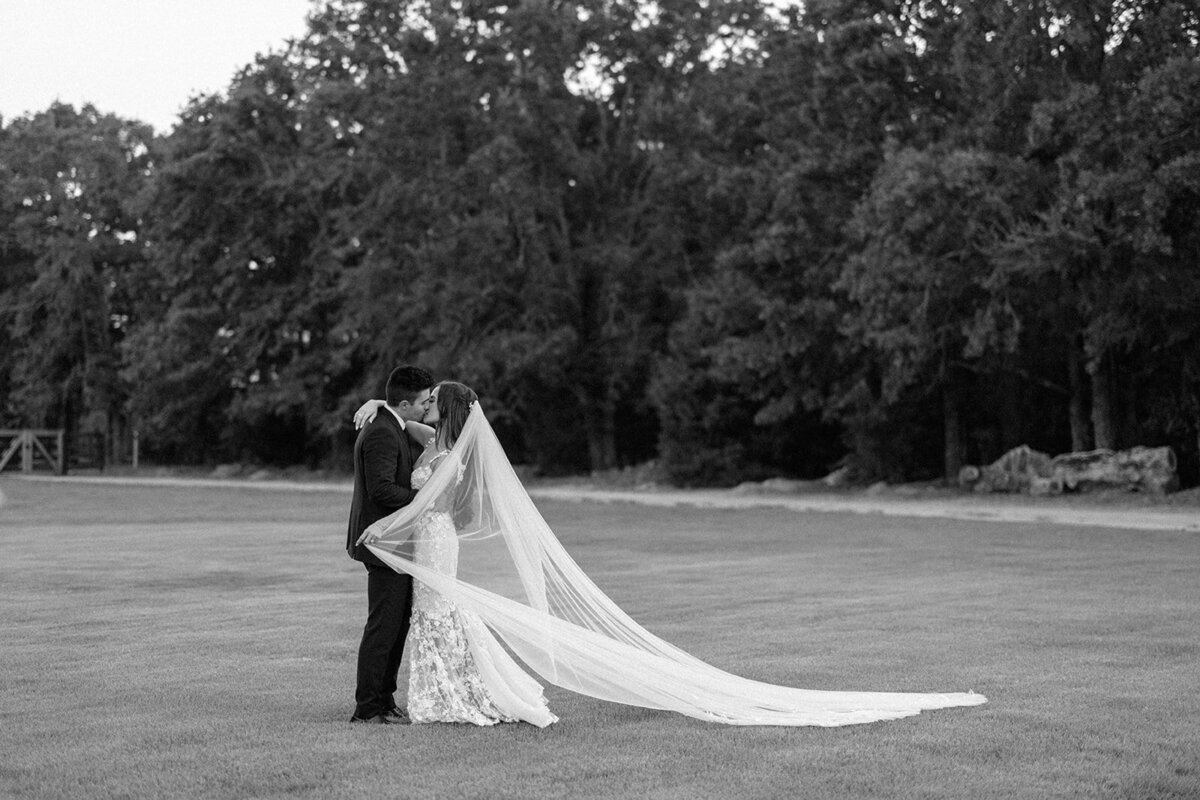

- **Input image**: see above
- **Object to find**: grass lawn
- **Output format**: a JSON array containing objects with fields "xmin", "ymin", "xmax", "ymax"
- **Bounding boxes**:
[{"xmin": 1, "ymin": 477, "xmax": 1198, "ymax": 800}]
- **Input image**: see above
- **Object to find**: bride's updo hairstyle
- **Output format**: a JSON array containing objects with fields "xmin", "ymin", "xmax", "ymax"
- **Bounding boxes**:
[{"xmin": 436, "ymin": 381, "xmax": 478, "ymax": 448}]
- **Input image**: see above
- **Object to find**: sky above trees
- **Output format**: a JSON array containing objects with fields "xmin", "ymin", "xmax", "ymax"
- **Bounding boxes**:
[{"xmin": 0, "ymin": 0, "xmax": 314, "ymax": 131}]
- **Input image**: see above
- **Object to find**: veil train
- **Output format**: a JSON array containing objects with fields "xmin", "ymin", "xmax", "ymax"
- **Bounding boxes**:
[{"xmin": 366, "ymin": 405, "xmax": 986, "ymax": 727}]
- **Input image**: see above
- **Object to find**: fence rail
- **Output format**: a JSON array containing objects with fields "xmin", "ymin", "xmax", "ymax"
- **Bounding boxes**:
[{"xmin": 0, "ymin": 429, "xmax": 65, "ymax": 474}]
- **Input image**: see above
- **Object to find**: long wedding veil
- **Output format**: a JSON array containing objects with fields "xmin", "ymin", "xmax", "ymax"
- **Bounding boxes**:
[{"xmin": 366, "ymin": 404, "xmax": 986, "ymax": 726}]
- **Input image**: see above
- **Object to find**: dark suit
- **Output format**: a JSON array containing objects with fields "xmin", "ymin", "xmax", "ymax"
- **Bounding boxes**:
[{"xmin": 347, "ymin": 410, "xmax": 420, "ymax": 719}]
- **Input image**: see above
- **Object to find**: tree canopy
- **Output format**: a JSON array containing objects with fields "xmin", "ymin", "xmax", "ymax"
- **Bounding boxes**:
[{"xmin": 3, "ymin": 0, "xmax": 1198, "ymax": 486}]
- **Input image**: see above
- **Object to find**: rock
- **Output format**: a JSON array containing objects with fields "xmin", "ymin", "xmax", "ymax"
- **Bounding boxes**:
[
  {"xmin": 211, "ymin": 463, "xmax": 242, "ymax": 479},
  {"xmin": 1028, "ymin": 475, "xmax": 1065, "ymax": 496},
  {"xmin": 822, "ymin": 466, "xmax": 851, "ymax": 487},
  {"xmin": 961, "ymin": 444, "xmax": 1178, "ymax": 495},
  {"xmin": 1052, "ymin": 446, "xmax": 1178, "ymax": 494},
  {"xmin": 959, "ymin": 445, "xmax": 1053, "ymax": 493},
  {"xmin": 957, "ymin": 465, "xmax": 981, "ymax": 489}
]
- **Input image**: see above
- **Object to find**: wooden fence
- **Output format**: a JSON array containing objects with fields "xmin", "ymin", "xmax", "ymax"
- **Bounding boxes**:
[{"xmin": 0, "ymin": 429, "xmax": 65, "ymax": 475}]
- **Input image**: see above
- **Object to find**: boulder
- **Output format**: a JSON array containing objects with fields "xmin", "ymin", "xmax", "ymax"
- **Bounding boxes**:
[
  {"xmin": 960, "ymin": 444, "xmax": 1178, "ymax": 495},
  {"xmin": 1052, "ymin": 446, "xmax": 1178, "ymax": 494},
  {"xmin": 958, "ymin": 444, "xmax": 1053, "ymax": 493}
]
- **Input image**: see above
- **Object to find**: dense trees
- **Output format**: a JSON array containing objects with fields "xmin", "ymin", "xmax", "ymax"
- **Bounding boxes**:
[
  {"xmin": 2, "ymin": 0, "xmax": 1198, "ymax": 485},
  {"xmin": 659, "ymin": 0, "xmax": 1200, "ymax": 484},
  {"xmin": 0, "ymin": 104, "xmax": 154, "ymax": 463}
]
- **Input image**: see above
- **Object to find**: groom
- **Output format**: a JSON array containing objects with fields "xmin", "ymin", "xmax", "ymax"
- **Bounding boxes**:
[{"xmin": 346, "ymin": 364, "xmax": 434, "ymax": 724}]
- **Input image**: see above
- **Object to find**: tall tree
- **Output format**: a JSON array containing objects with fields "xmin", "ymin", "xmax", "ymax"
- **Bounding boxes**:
[
  {"xmin": 654, "ymin": 0, "xmax": 930, "ymax": 481},
  {"xmin": 839, "ymin": 147, "xmax": 1033, "ymax": 479},
  {"xmin": 309, "ymin": 0, "xmax": 769, "ymax": 471},
  {"xmin": 124, "ymin": 51, "xmax": 345, "ymax": 464},
  {"xmin": 993, "ymin": 1, "xmax": 1200, "ymax": 453},
  {"xmin": 0, "ymin": 103, "xmax": 153, "ymax": 463}
]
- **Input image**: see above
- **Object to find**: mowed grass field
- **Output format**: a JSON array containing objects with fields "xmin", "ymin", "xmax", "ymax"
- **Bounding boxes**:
[{"xmin": 1, "ymin": 477, "xmax": 1198, "ymax": 800}]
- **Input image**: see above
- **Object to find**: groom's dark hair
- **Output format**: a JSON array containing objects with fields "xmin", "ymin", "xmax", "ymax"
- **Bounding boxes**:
[{"xmin": 385, "ymin": 365, "xmax": 434, "ymax": 406}]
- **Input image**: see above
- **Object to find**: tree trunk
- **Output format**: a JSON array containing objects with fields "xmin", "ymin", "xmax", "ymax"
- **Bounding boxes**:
[
  {"xmin": 1089, "ymin": 353, "xmax": 1117, "ymax": 450},
  {"xmin": 1068, "ymin": 337, "xmax": 1091, "ymax": 451},
  {"xmin": 330, "ymin": 428, "xmax": 352, "ymax": 472},
  {"xmin": 104, "ymin": 408, "xmax": 114, "ymax": 469},
  {"xmin": 60, "ymin": 395, "xmax": 72, "ymax": 475},
  {"xmin": 997, "ymin": 364, "xmax": 1021, "ymax": 451},
  {"xmin": 1122, "ymin": 374, "xmax": 1140, "ymax": 446},
  {"xmin": 943, "ymin": 381, "xmax": 963, "ymax": 482},
  {"xmin": 581, "ymin": 395, "xmax": 618, "ymax": 472}
]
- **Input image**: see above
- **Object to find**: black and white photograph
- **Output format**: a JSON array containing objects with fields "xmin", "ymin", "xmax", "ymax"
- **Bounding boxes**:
[{"xmin": 1, "ymin": 1, "xmax": 1198, "ymax": 797}]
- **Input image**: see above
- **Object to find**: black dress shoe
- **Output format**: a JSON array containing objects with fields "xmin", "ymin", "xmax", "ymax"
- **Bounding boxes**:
[
  {"xmin": 381, "ymin": 707, "xmax": 409, "ymax": 724},
  {"xmin": 349, "ymin": 714, "xmax": 392, "ymax": 724}
]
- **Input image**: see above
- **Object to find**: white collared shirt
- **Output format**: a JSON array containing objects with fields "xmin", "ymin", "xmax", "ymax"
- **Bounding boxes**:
[{"xmin": 383, "ymin": 404, "xmax": 407, "ymax": 430}]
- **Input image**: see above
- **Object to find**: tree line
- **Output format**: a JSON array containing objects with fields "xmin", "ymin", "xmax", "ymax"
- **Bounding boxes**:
[{"xmin": 2, "ymin": 0, "xmax": 1198, "ymax": 486}]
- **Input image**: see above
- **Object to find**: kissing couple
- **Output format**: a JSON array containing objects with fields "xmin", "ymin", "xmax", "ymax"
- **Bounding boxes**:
[{"xmin": 346, "ymin": 365, "xmax": 986, "ymax": 727}]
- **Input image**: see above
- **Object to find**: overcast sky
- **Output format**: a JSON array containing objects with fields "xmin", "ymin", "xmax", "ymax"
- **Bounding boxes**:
[{"xmin": 0, "ymin": 0, "xmax": 316, "ymax": 132}]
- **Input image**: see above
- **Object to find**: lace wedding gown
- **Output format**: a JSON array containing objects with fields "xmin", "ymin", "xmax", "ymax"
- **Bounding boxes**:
[
  {"xmin": 366, "ymin": 406, "xmax": 986, "ymax": 727},
  {"xmin": 405, "ymin": 446, "xmax": 557, "ymax": 727}
]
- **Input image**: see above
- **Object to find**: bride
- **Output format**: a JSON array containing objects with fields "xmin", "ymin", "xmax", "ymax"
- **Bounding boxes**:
[
  {"xmin": 359, "ymin": 381, "xmax": 556, "ymax": 726},
  {"xmin": 354, "ymin": 383, "xmax": 986, "ymax": 727}
]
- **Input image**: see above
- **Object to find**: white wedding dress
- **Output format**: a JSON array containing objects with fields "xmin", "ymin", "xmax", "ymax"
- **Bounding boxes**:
[
  {"xmin": 404, "ymin": 446, "xmax": 557, "ymax": 726},
  {"xmin": 366, "ymin": 406, "xmax": 986, "ymax": 727}
]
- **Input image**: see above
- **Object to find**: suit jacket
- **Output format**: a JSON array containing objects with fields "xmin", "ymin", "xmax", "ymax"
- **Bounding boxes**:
[{"xmin": 346, "ymin": 410, "xmax": 420, "ymax": 567}]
